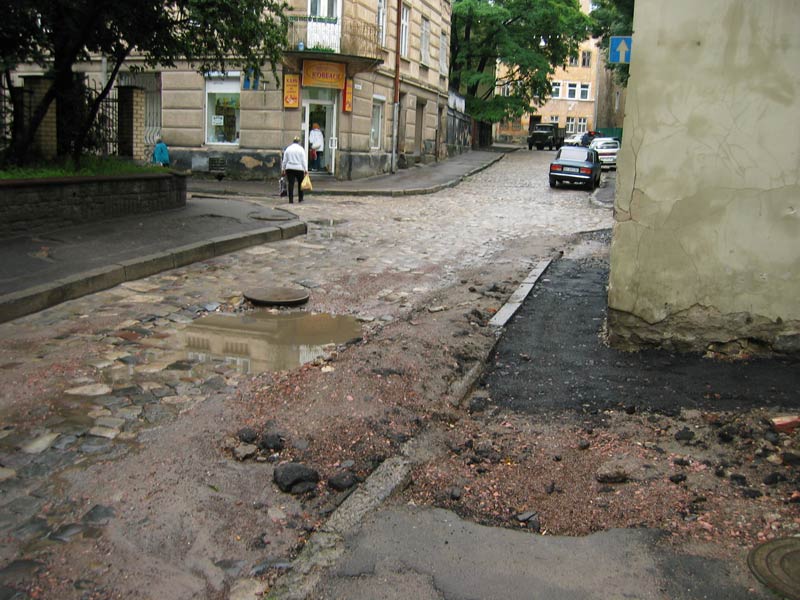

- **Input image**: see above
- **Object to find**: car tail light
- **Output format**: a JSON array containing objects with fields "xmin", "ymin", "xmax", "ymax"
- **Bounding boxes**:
[
  {"xmin": 579, "ymin": 167, "xmax": 592, "ymax": 174},
  {"xmin": 550, "ymin": 164, "xmax": 562, "ymax": 171}
]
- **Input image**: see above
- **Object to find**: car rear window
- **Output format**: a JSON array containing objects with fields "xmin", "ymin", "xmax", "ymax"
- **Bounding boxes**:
[
  {"xmin": 533, "ymin": 125, "xmax": 552, "ymax": 132},
  {"xmin": 559, "ymin": 147, "xmax": 590, "ymax": 161}
]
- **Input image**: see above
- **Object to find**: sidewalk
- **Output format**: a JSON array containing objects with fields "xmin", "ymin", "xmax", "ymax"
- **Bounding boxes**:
[
  {"xmin": 0, "ymin": 150, "xmax": 509, "ymax": 324},
  {"xmin": 187, "ymin": 149, "xmax": 507, "ymax": 198}
]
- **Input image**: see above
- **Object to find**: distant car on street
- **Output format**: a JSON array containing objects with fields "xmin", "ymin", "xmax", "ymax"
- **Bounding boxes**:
[
  {"xmin": 589, "ymin": 137, "xmax": 620, "ymax": 169},
  {"xmin": 549, "ymin": 146, "xmax": 602, "ymax": 190},
  {"xmin": 563, "ymin": 133, "xmax": 583, "ymax": 146}
]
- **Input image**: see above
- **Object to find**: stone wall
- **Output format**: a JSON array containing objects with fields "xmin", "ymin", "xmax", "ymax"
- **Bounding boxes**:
[
  {"xmin": 0, "ymin": 173, "xmax": 186, "ymax": 238},
  {"xmin": 608, "ymin": 0, "xmax": 800, "ymax": 356}
]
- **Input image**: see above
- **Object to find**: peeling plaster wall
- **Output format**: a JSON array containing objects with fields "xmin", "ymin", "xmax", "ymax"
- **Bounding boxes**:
[{"xmin": 608, "ymin": 0, "xmax": 800, "ymax": 354}]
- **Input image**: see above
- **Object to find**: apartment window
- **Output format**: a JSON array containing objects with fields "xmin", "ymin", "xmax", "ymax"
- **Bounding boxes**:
[
  {"xmin": 377, "ymin": 0, "xmax": 387, "ymax": 46},
  {"xmin": 551, "ymin": 81, "xmax": 561, "ymax": 98},
  {"xmin": 566, "ymin": 116, "xmax": 576, "ymax": 133},
  {"xmin": 567, "ymin": 83, "xmax": 577, "ymax": 99},
  {"xmin": 568, "ymin": 55, "xmax": 578, "ymax": 67},
  {"xmin": 439, "ymin": 32, "xmax": 447, "ymax": 74},
  {"xmin": 400, "ymin": 5, "xmax": 410, "ymax": 58},
  {"xmin": 205, "ymin": 74, "xmax": 240, "ymax": 145},
  {"xmin": 578, "ymin": 117, "xmax": 588, "ymax": 133},
  {"xmin": 581, "ymin": 51, "xmax": 591, "ymax": 67},
  {"xmin": 549, "ymin": 116, "xmax": 559, "ymax": 124},
  {"xmin": 310, "ymin": 0, "xmax": 337, "ymax": 18},
  {"xmin": 580, "ymin": 83, "xmax": 590, "ymax": 100},
  {"xmin": 370, "ymin": 97, "xmax": 385, "ymax": 149},
  {"xmin": 421, "ymin": 17, "xmax": 431, "ymax": 64}
]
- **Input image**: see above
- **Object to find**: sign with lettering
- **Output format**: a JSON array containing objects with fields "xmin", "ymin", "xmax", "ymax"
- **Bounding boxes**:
[
  {"xmin": 343, "ymin": 79, "xmax": 353, "ymax": 112},
  {"xmin": 302, "ymin": 60, "xmax": 346, "ymax": 90},
  {"xmin": 283, "ymin": 74, "xmax": 300, "ymax": 108}
]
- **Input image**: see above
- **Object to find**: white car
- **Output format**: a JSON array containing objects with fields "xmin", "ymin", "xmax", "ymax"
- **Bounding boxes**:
[
  {"xmin": 589, "ymin": 137, "xmax": 620, "ymax": 168},
  {"xmin": 563, "ymin": 133, "xmax": 584, "ymax": 146}
]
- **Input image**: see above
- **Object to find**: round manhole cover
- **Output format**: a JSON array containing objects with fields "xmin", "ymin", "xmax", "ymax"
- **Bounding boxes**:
[
  {"xmin": 243, "ymin": 286, "xmax": 309, "ymax": 307},
  {"xmin": 748, "ymin": 537, "xmax": 800, "ymax": 600}
]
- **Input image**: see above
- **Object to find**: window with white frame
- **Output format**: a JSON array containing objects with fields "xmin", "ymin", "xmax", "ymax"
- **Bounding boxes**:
[
  {"xmin": 551, "ymin": 81, "xmax": 561, "ymax": 98},
  {"xmin": 580, "ymin": 83, "xmax": 590, "ymax": 100},
  {"xmin": 400, "ymin": 5, "xmax": 410, "ymax": 58},
  {"xmin": 581, "ymin": 51, "xmax": 591, "ymax": 67},
  {"xmin": 370, "ymin": 97, "xmax": 385, "ymax": 149},
  {"xmin": 566, "ymin": 116, "xmax": 576, "ymax": 133},
  {"xmin": 205, "ymin": 73, "xmax": 240, "ymax": 145},
  {"xmin": 578, "ymin": 117, "xmax": 588, "ymax": 133},
  {"xmin": 421, "ymin": 17, "xmax": 431, "ymax": 64},
  {"xmin": 310, "ymin": 0, "xmax": 337, "ymax": 18},
  {"xmin": 550, "ymin": 116, "xmax": 559, "ymax": 124},
  {"xmin": 568, "ymin": 55, "xmax": 578, "ymax": 67},
  {"xmin": 439, "ymin": 32, "xmax": 447, "ymax": 74},
  {"xmin": 567, "ymin": 83, "xmax": 577, "ymax": 99},
  {"xmin": 377, "ymin": 0, "xmax": 387, "ymax": 46}
]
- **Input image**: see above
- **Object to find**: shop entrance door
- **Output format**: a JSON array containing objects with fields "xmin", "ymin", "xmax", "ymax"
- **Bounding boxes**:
[{"xmin": 302, "ymin": 93, "xmax": 337, "ymax": 176}]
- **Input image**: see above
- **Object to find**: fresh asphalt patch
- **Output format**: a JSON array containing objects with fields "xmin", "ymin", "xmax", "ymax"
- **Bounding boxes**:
[{"xmin": 481, "ymin": 257, "xmax": 800, "ymax": 417}]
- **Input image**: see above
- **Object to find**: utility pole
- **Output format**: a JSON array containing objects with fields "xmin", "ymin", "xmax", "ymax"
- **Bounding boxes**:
[{"xmin": 391, "ymin": 0, "xmax": 402, "ymax": 173}]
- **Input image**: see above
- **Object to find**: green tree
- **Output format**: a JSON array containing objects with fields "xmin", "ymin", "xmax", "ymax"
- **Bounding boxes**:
[
  {"xmin": 590, "ymin": 0, "xmax": 634, "ymax": 85},
  {"xmin": 449, "ymin": 0, "xmax": 591, "ymax": 124},
  {"xmin": 1, "ymin": 0, "xmax": 289, "ymax": 166}
]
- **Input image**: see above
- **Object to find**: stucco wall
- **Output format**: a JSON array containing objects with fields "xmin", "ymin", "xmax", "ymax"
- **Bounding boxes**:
[{"xmin": 608, "ymin": 0, "xmax": 800, "ymax": 355}]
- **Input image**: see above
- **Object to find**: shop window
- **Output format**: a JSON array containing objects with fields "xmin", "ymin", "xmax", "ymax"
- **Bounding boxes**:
[
  {"xmin": 370, "ymin": 97, "xmax": 385, "ymax": 149},
  {"xmin": 205, "ymin": 74, "xmax": 240, "ymax": 145}
]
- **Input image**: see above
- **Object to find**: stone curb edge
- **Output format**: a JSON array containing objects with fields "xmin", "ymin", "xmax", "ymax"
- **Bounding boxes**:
[
  {"xmin": 262, "ymin": 255, "xmax": 555, "ymax": 600},
  {"xmin": 191, "ymin": 153, "xmax": 508, "ymax": 200},
  {"xmin": 0, "ymin": 221, "xmax": 307, "ymax": 325}
]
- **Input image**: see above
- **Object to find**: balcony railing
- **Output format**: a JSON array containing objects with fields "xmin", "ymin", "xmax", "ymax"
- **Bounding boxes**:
[{"xmin": 287, "ymin": 15, "xmax": 381, "ymax": 59}]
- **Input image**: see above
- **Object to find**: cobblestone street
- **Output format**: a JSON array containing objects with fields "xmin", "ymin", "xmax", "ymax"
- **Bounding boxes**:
[{"xmin": 0, "ymin": 150, "xmax": 613, "ymax": 599}]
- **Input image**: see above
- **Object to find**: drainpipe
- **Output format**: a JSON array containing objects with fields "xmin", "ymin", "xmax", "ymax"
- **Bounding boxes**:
[{"xmin": 391, "ymin": 0, "xmax": 402, "ymax": 173}]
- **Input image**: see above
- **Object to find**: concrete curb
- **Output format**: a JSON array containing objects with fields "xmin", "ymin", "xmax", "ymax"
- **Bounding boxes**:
[
  {"xmin": 0, "ymin": 221, "xmax": 307, "ymax": 324},
  {"xmin": 264, "ymin": 256, "xmax": 555, "ymax": 599}
]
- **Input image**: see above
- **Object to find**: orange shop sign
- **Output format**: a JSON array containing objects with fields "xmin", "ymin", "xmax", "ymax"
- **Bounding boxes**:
[
  {"xmin": 283, "ymin": 74, "xmax": 300, "ymax": 108},
  {"xmin": 302, "ymin": 60, "xmax": 346, "ymax": 90},
  {"xmin": 343, "ymin": 79, "xmax": 353, "ymax": 112}
]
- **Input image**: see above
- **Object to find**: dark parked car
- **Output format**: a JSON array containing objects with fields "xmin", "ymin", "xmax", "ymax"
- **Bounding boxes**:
[{"xmin": 549, "ymin": 146, "xmax": 602, "ymax": 189}]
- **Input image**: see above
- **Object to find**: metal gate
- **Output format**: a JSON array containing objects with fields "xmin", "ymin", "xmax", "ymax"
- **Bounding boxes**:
[{"xmin": 118, "ymin": 72, "xmax": 162, "ymax": 156}]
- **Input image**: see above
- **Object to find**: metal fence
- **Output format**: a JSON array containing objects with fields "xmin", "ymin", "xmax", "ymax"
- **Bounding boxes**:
[
  {"xmin": 446, "ymin": 106, "xmax": 472, "ymax": 149},
  {"xmin": 0, "ymin": 82, "xmax": 33, "ymax": 154},
  {"xmin": 82, "ymin": 80, "xmax": 118, "ymax": 156}
]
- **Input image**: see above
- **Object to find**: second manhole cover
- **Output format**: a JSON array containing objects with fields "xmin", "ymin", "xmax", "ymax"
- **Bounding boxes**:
[
  {"xmin": 244, "ymin": 286, "xmax": 309, "ymax": 307},
  {"xmin": 748, "ymin": 537, "xmax": 800, "ymax": 600}
]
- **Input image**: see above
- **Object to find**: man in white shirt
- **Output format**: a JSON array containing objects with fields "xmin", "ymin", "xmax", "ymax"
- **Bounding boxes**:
[
  {"xmin": 281, "ymin": 136, "xmax": 308, "ymax": 203},
  {"xmin": 309, "ymin": 123, "xmax": 324, "ymax": 171}
]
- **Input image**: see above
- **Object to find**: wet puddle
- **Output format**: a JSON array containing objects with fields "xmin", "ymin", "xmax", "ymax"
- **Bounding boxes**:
[{"xmin": 178, "ymin": 311, "xmax": 362, "ymax": 374}]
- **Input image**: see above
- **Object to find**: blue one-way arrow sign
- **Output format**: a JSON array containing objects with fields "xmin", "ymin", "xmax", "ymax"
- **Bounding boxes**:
[{"xmin": 609, "ymin": 36, "xmax": 632, "ymax": 64}]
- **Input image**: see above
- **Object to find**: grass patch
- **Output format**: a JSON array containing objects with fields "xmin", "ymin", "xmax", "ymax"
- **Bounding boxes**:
[{"xmin": 0, "ymin": 157, "xmax": 162, "ymax": 180}]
